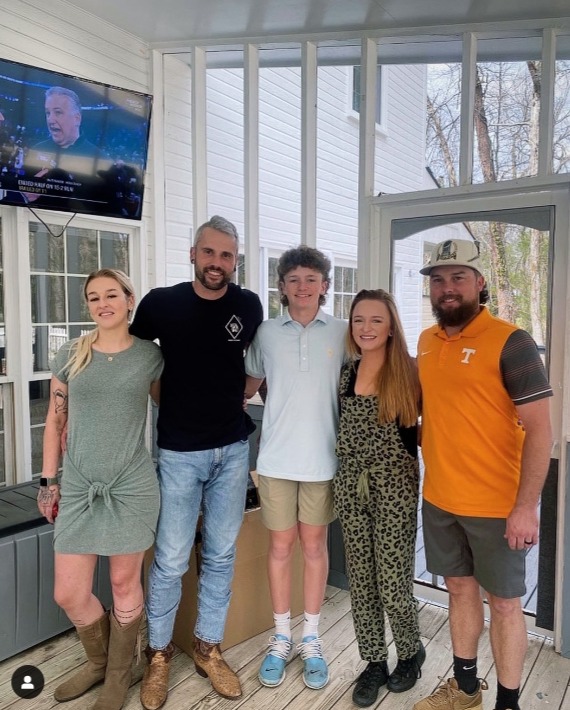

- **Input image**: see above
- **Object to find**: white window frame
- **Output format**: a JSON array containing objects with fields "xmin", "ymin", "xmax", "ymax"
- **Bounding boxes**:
[
  {"xmin": 347, "ymin": 65, "xmax": 387, "ymax": 135},
  {"xmin": 330, "ymin": 256, "xmax": 358, "ymax": 320},
  {"xmin": 1, "ymin": 207, "xmax": 144, "ymax": 483}
]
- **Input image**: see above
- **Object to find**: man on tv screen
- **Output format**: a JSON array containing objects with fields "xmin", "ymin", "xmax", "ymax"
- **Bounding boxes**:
[
  {"xmin": 0, "ymin": 59, "xmax": 151, "ymax": 220},
  {"xmin": 23, "ymin": 86, "xmax": 106, "ymax": 208},
  {"xmin": 40, "ymin": 87, "xmax": 93, "ymax": 150}
]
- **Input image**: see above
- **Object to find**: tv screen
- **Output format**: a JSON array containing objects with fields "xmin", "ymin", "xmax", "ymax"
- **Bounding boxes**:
[{"xmin": 0, "ymin": 57, "xmax": 152, "ymax": 220}]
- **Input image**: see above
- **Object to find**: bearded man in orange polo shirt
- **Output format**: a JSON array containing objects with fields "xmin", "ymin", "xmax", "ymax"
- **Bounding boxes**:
[{"xmin": 414, "ymin": 240, "xmax": 552, "ymax": 710}]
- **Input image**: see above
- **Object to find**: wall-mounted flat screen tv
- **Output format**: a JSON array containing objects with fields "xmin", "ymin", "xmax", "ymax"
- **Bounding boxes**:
[{"xmin": 0, "ymin": 57, "xmax": 152, "ymax": 220}]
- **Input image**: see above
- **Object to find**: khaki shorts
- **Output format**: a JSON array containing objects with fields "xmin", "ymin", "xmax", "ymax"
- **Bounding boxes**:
[
  {"xmin": 258, "ymin": 475, "xmax": 336, "ymax": 531},
  {"xmin": 422, "ymin": 499, "xmax": 526, "ymax": 599}
]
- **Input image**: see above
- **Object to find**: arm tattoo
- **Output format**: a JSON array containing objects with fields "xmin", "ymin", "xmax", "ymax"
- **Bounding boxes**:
[{"xmin": 53, "ymin": 388, "xmax": 68, "ymax": 414}]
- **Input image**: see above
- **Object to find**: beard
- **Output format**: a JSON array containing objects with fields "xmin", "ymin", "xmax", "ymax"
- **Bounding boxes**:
[
  {"xmin": 432, "ymin": 295, "xmax": 480, "ymax": 328},
  {"xmin": 195, "ymin": 264, "xmax": 233, "ymax": 291}
]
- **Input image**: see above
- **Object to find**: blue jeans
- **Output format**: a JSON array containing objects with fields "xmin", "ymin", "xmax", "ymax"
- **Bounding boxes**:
[{"xmin": 146, "ymin": 440, "xmax": 249, "ymax": 648}]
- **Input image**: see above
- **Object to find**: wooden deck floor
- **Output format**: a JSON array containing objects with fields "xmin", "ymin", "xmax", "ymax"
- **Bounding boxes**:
[{"xmin": 1, "ymin": 586, "xmax": 569, "ymax": 710}]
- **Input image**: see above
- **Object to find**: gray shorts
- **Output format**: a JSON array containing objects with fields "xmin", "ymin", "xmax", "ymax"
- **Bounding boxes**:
[{"xmin": 422, "ymin": 499, "xmax": 526, "ymax": 599}]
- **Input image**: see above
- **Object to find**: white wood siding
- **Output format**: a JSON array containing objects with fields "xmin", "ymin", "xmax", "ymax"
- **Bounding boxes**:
[
  {"xmin": 377, "ymin": 65, "xmax": 428, "ymax": 194},
  {"xmin": 162, "ymin": 60, "xmax": 429, "ymax": 288}
]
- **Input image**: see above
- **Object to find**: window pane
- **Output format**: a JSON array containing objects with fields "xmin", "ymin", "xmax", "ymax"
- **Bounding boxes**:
[
  {"xmin": 31, "ymin": 275, "xmax": 66, "ymax": 323},
  {"xmin": 333, "ymin": 265, "xmax": 356, "ymax": 320},
  {"xmin": 69, "ymin": 324, "xmax": 95, "ymax": 340},
  {"xmin": 268, "ymin": 291, "xmax": 281, "ymax": 318},
  {"xmin": 342, "ymin": 295, "xmax": 352, "ymax": 320},
  {"xmin": 0, "ymin": 220, "xmax": 5, "ymax": 375},
  {"xmin": 352, "ymin": 66, "xmax": 361, "ymax": 112},
  {"xmin": 237, "ymin": 253, "xmax": 246, "ymax": 287},
  {"xmin": 352, "ymin": 64, "xmax": 382, "ymax": 123},
  {"xmin": 100, "ymin": 231, "xmax": 129, "ymax": 271},
  {"xmin": 554, "ymin": 58, "xmax": 570, "ymax": 174},
  {"xmin": 0, "ymin": 327, "xmax": 5, "ymax": 375},
  {"xmin": 268, "ymin": 257, "xmax": 279, "ymax": 288},
  {"xmin": 30, "ymin": 380, "xmax": 51, "ymax": 477},
  {"xmin": 334, "ymin": 293, "xmax": 342, "ymax": 318},
  {"xmin": 29, "ymin": 222, "xmax": 65, "ymax": 272},
  {"xmin": 343, "ymin": 267, "xmax": 353, "ymax": 293},
  {"xmin": 67, "ymin": 276, "xmax": 90, "ymax": 322},
  {"xmin": 426, "ymin": 63, "xmax": 463, "ymax": 188},
  {"xmin": 473, "ymin": 61, "xmax": 539, "ymax": 183},
  {"xmin": 30, "ymin": 380, "xmax": 50, "ymax": 426},
  {"xmin": 0, "ymin": 400, "xmax": 5, "ymax": 485},
  {"xmin": 334, "ymin": 266, "xmax": 342, "ymax": 289},
  {"xmin": 33, "ymin": 325, "xmax": 71, "ymax": 371},
  {"xmin": 66, "ymin": 227, "xmax": 98, "ymax": 274}
]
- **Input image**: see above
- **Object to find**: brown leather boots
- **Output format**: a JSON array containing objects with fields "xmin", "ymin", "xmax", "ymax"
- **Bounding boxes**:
[
  {"xmin": 140, "ymin": 636, "xmax": 242, "ymax": 707},
  {"xmin": 54, "ymin": 612, "xmax": 110, "ymax": 701},
  {"xmin": 91, "ymin": 611, "xmax": 143, "ymax": 710},
  {"xmin": 140, "ymin": 642, "xmax": 175, "ymax": 710},
  {"xmin": 192, "ymin": 636, "xmax": 242, "ymax": 699},
  {"xmin": 55, "ymin": 610, "xmax": 143, "ymax": 709}
]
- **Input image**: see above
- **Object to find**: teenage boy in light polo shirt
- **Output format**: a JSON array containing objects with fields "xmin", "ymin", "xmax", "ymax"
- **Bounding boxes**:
[{"xmin": 245, "ymin": 245, "xmax": 346, "ymax": 691}]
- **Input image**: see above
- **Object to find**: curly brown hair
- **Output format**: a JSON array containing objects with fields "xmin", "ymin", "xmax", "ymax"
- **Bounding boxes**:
[{"xmin": 277, "ymin": 245, "xmax": 331, "ymax": 307}]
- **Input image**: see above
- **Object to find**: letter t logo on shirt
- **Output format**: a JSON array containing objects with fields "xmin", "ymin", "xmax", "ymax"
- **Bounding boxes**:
[{"xmin": 461, "ymin": 348, "xmax": 476, "ymax": 364}]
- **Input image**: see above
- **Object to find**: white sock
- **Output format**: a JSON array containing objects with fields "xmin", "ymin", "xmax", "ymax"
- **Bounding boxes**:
[
  {"xmin": 302, "ymin": 611, "xmax": 320, "ymax": 639},
  {"xmin": 273, "ymin": 610, "xmax": 291, "ymax": 639}
]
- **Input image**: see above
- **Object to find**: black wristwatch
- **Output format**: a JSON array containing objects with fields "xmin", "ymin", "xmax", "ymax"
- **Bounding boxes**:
[{"xmin": 40, "ymin": 476, "xmax": 59, "ymax": 487}]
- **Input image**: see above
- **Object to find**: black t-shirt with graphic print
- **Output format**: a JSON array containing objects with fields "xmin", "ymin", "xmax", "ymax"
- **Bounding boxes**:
[{"xmin": 131, "ymin": 281, "xmax": 263, "ymax": 451}]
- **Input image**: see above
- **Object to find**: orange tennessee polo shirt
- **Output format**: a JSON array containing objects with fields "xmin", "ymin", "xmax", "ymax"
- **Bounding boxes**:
[{"xmin": 418, "ymin": 307, "xmax": 524, "ymax": 518}]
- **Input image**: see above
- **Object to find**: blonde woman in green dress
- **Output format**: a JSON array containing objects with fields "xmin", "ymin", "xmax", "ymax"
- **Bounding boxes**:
[{"xmin": 37, "ymin": 268, "xmax": 163, "ymax": 710}]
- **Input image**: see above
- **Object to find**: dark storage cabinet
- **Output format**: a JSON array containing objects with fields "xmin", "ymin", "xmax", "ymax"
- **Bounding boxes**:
[{"xmin": 0, "ymin": 481, "xmax": 111, "ymax": 661}]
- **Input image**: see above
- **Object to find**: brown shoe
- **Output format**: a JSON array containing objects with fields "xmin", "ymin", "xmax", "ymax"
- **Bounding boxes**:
[
  {"xmin": 192, "ymin": 637, "xmax": 242, "ymax": 699},
  {"xmin": 91, "ymin": 611, "xmax": 144, "ymax": 710},
  {"xmin": 54, "ymin": 611, "xmax": 110, "ymax": 702},
  {"xmin": 413, "ymin": 678, "xmax": 488, "ymax": 710},
  {"xmin": 140, "ymin": 643, "xmax": 175, "ymax": 710}
]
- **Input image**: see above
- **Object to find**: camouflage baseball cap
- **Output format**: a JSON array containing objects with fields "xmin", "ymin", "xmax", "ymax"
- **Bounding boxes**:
[{"xmin": 420, "ymin": 239, "xmax": 482, "ymax": 276}]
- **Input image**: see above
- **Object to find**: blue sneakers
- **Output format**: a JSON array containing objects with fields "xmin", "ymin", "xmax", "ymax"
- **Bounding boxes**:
[
  {"xmin": 258, "ymin": 634, "xmax": 293, "ymax": 687},
  {"xmin": 296, "ymin": 635, "xmax": 329, "ymax": 689}
]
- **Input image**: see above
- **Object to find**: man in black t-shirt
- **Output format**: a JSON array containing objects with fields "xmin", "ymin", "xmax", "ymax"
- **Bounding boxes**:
[{"xmin": 131, "ymin": 215, "xmax": 263, "ymax": 708}]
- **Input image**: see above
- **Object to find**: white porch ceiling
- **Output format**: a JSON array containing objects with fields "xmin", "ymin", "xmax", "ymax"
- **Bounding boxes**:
[{"xmin": 65, "ymin": 0, "xmax": 570, "ymax": 47}]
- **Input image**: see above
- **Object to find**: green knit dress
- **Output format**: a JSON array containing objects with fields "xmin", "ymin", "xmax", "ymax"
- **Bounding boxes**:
[{"xmin": 51, "ymin": 336, "xmax": 163, "ymax": 555}]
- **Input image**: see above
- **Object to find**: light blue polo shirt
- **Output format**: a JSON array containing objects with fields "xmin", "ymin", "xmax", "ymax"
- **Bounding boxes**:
[{"xmin": 245, "ymin": 309, "xmax": 347, "ymax": 481}]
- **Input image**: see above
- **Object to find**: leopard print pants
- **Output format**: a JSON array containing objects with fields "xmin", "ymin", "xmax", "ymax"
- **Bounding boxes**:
[{"xmin": 333, "ymin": 455, "xmax": 421, "ymax": 662}]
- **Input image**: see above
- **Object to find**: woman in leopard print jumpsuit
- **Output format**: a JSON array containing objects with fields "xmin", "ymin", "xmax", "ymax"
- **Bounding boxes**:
[{"xmin": 332, "ymin": 289, "xmax": 424, "ymax": 707}]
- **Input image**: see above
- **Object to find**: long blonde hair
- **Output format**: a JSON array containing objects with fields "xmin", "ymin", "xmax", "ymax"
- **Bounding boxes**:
[
  {"xmin": 65, "ymin": 269, "xmax": 135, "ymax": 379},
  {"xmin": 346, "ymin": 289, "xmax": 419, "ymax": 427}
]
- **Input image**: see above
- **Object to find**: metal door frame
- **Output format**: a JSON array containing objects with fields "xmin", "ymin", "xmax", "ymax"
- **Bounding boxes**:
[{"xmin": 365, "ymin": 177, "xmax": 570, "ymax": 651}]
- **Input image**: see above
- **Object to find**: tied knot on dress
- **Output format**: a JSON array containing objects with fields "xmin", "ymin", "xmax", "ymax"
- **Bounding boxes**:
[{"xmin": 87, "ymin": 481, "xmax": 113, "ymax": 511}]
